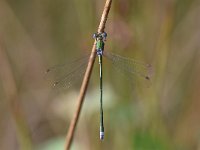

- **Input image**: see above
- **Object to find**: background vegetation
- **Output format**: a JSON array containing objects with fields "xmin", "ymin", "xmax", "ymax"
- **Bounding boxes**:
[{"xmin": 0, "ymin": 0, "xmax": 200, "ymax": 149}]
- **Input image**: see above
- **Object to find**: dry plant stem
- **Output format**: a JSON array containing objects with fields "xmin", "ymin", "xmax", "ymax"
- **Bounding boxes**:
[{"xmin": 65, "ymin": 0, "xmax": 112, "ymax": 149}]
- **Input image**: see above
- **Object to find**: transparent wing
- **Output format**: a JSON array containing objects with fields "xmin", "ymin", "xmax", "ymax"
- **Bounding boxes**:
[
  {"xmin": 103, "ymin": 51, "xmax": 152, "ymax": 87},
  {"xmin": 45, "ymin": 54, "xmax": 90, "ymax": 91}
]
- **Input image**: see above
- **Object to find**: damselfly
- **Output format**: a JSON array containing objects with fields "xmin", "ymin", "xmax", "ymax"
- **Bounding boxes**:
[{"xmin": 46, "ymin": 32, "xmax": 151, "ymax": 140}]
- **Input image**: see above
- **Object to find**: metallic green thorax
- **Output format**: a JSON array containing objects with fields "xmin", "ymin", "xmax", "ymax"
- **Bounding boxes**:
[{"xmin": 96, "ymin": 40, "xmax": 105, "ymax": 51}]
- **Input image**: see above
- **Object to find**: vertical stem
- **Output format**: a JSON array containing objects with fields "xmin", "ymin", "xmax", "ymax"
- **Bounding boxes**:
[{"xmin": 65, "ymin": 0, "xmax": 112, "ymax": 150}]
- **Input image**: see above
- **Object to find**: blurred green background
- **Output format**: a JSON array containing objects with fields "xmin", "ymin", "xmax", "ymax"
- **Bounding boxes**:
[{"xmin": 0, "ymin": 0, "xmax": 200, "ymax": 150}]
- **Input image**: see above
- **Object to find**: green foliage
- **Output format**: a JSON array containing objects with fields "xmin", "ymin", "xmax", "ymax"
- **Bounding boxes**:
[{"xmin": 133, "ymin": 131, "xmax": 170, "ymax": 150}]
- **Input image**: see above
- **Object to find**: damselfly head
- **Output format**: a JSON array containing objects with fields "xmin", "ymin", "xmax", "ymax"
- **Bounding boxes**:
[
  {"xmin": 93, "ymin": 32, "xmax": 107, "ymax": 41},
  {"xmin": 102, "ymin": 32, "xmax": 107, "ymax": 38},
  {"xmin": 93, "ymin": 33, "xmax": 98, "ymax": 39},
  {"xmin": 100, "ymin": 32, "xmax": 107, "ymax": 41}
]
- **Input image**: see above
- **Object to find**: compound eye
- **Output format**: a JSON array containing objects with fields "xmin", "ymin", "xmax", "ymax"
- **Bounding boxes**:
[
  {"xmin": 102, "ymin": 32, "xmax": 107, "ymax": 38},
  {"xmin": 93, "ymin": 33, "xmax": 98, "ymax": 39}
]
